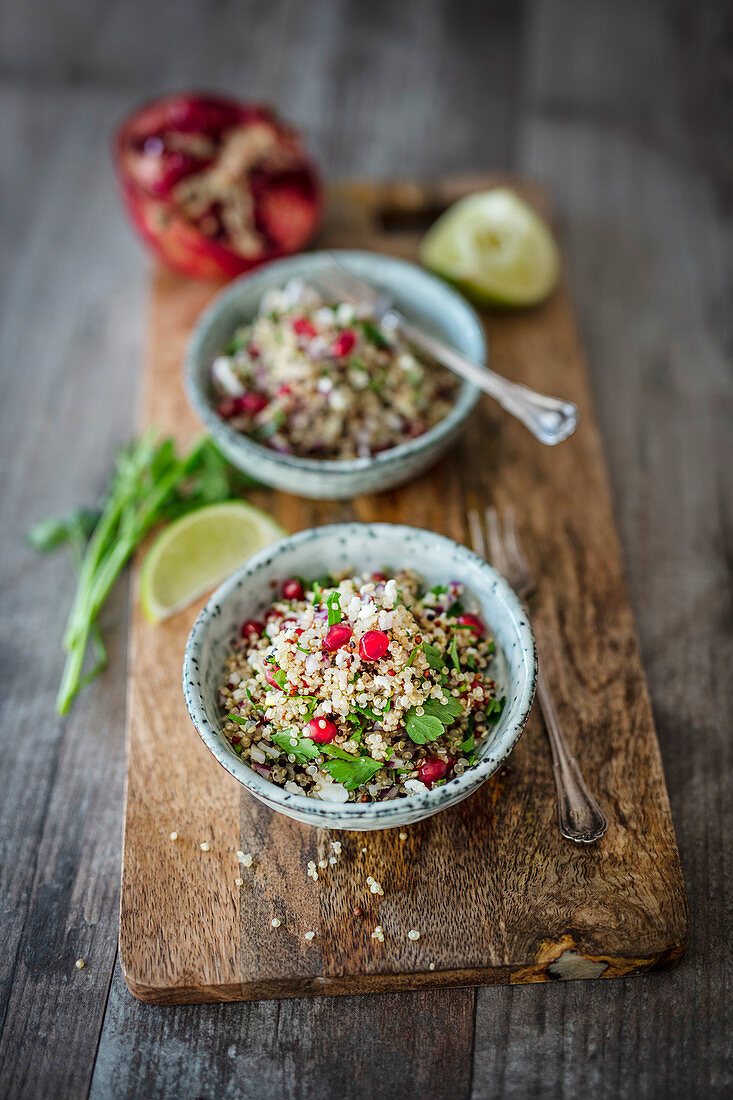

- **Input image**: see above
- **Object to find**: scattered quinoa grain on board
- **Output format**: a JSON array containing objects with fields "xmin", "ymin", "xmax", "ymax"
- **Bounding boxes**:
[
  {"xmin": 210, "ymin": 278, "xmax": 458, "ymax": 460},
  {"xmin": 75, "ymin": 958, "xmax": 85, "ymax": 969},
  {"xmin": 218, "ymin": 570, "xmax": 504, "ymax": 802}
]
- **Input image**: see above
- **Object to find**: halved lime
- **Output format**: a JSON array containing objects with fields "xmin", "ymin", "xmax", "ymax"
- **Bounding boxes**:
[
  {"xmin": 140, "ymin": 501, "xmax": 286, "ymax": 623},
  {"xmin": 419, "ymin": 188, "xmax": 560, "ymax": 307}
]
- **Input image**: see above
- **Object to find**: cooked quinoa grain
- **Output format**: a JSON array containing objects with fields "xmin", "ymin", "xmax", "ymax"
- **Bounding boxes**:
[{"xmin": 210, "ymin": 279, "xmax": 457, "ymax": 459}]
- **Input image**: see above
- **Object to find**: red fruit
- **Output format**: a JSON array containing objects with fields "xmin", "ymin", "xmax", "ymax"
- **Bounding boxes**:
[
  {"xmin": 292, "ymin": 316, "xmax": 318, "ymax": 337},
  {"xmin": 359, "ymin": 630, "xmax": 389, "ymax": 661},
  {"xmin": 217, "ymin": 393, "xmax": 267, "ymax": 419},
  {"xmin": 265, "ymin": 607, "xmax": 284, "ymax": 620},
  {"xmin": 240, "ymin": 619, "xmax": 264, "ymax": 638},
  {"xmin": 282, "ymin": 578, "xmax": 304, "ymax": 600},
  {"xmin": 457, "ymin": 613, "xmax": 485, "ymax": 636},
  {"xmin": 371, "ymin": 572, "xmax": 387, "ymax": 583},
  {"xmin": 332, "ymin": 329, "xmax": 356, "ymax": 357},
  {"xmin": 418, "ymin": 757, "xmax": 448, "ymax": 787},
  {"xmin": 323, "ymin": 623, "xmax": 353, "ymax": 652},
  {"xmin": 114, "ymin": 92, "xmax": 322, "ymax": 279},
  {"xmin": 306, "ymin": 717, "xmax": 337, "ymax": 743},
  {"xmin": 264, "ymin": 666, "xmax": 284, "ymax": 689}
]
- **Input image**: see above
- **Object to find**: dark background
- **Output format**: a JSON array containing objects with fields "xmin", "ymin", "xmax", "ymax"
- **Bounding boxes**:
[{"xmin": 0, "ymin": 0, "xmax": 731, "ymax": 1097}]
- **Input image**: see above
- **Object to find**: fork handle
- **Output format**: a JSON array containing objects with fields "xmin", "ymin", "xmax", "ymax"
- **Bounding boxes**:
[
  {"xmin": 536, "ymin": 663, "xmax": 608, "ymax": 842},
  {"xmin": 394, "ymin": 317, "xmax": 578, "ymax": 445}
]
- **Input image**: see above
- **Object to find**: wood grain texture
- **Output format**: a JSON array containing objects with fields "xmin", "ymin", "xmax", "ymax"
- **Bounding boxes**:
[
  {"xmin": 1, "ymin": 0, "xmax": 730, "ymax": 1096},
  {"xmin": 119, "ymin": 177, "xmax": 688, "ymax": 1004}
]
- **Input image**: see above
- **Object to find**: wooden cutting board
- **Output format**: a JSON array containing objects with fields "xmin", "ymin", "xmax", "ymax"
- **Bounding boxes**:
[{"xmin": 119, "ymin": 175, "xmax": 689, "ymax": 1003}]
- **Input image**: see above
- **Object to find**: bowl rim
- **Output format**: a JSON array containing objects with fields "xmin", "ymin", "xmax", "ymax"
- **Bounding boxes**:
[
  {"xmin": 183, "ymin": 249, "xmax": 484, "ymax": 475},
  {"xmin": 182, "ymin": 522, "xmax": 537, "ymax": 822}
]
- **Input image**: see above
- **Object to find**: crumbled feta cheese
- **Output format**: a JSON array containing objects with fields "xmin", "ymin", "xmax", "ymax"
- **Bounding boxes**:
[
  {"xmin": 212, "ymin": 356, "xmax": 245, "ymax": 396},
  {"xmin": 404, "ymin": 779, "xmax": 429, "ymax": 796}
]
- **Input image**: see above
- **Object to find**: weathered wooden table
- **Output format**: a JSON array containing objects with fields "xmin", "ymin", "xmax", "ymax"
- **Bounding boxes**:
[{"xmin": 0, "ymin": 1, "xmax": 730, "ymax": 1097}]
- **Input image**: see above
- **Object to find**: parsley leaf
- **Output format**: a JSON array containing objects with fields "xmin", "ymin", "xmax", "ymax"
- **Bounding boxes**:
[
  {"xmin": 485, "ymin": 696, "xmax": 505, "ymax": 722},
  {"xmin": 457, "ymin": 715, "xmax": 475, "ymax": 753},
  {"xmin": 429, "ymin": 584, "xmax": 448, "ymax": 596},
  {"xmin": 405, "ymin": 646, "xmax": 419, "ymax": 667},
  {"xmin": 422, "ymin": 694, "xmax": 464, "ymax": 723},
  {"xmin": 466, "ymin": 654, "xmax": 478, "ymax": 672},
  {"xmin": 422, "ymin": 642, "xmax": 446, "ymax": 672},
  {"xmin": 404, "ymin": 712, "xmax": 445, "ymax": 744},
  {"xmin": 326, "ymin": 591, "xmax": 342, "ymax": 625},
  {"xmin": 228, "ymin": 712, "xmax": 247, "ymax": 724},
  {"xmin": 357, "ymin": 319, "xmax": 391, "ymax": 349},
  {"xmin": 322, "ymin": 755, "xmax": 382, "ymax": 790},
  {"xmin": 245, "ymin": 688, "xmax": 263, "ymax": 711},
  {"xmin": 446, "ymin": 599, "xmax": 464, "ymax": 616},
  {"xmin": 271, "ymin": 730, "xmax": 321, "ymax": 764},
  {"xmin": 448, "ymin": 633, "xmax": 461, "ymax": 671},
  {"xmin": 271, "ymin": 668, "xmax": 288, "ymax": 690}
]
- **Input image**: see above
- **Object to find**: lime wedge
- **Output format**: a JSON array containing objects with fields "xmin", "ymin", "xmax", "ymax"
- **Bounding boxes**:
[
  {"xmin": 140, "ymin": 501, "xmax": 286, "ymax": 623},
  {"xmin": 419, "ymin": 188, "xmax": 560, "ymax": 307}
]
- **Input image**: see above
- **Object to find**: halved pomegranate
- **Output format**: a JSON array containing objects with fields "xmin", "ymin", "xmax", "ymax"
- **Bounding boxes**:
[{"xmin": 114, "ymin": 92, "xmax": 322, "ymax": 279}]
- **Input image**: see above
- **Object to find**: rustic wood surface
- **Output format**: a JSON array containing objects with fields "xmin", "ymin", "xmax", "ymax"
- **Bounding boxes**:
[
  {"xmin": 120, "ymin": 180, "xmax": 688, "ymax": 1003},
  {"xmin": 0, "ymin": 0, "xmax": 730, "ymax": 1096}
]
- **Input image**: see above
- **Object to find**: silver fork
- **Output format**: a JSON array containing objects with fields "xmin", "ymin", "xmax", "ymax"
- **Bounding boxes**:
[
  {"xmin": 468, "ymin": 506, "xmax": 608, "ymax": 843},
  {"xmin": 308, "ymin": 260, "xmax": 578, "ymax": 446}
]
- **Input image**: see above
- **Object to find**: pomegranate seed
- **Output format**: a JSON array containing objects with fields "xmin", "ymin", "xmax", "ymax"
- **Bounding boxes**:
[
  {"xmin": 265, "ymin": 666, "xmax": 284, "ymax": 689},
  {"xmin": 217, "ymin": 397, "xmax": 241, "ymax": 419},
  {"xmin": 323, "ymin": 623, "xmax": 353, "ymax": 652},
  {"xmin": 282, "ymin": 578, "xmax": 304, "ymax": 600},
  {"xmin": 292, "ymin": 316, "xmax": 317, "ymax": 337},
  {"xmin": 418, "ymin": 757, "xmax": 448, "ymax": 787},
  {"xmin": 265, "ymin": 607, "xmax": 284, "ymax": 620},
  {"xmin": 371, "ymin": 571, "xmax": 387, "ymax": 583},
  {"xmin": 247, "ymin": 341, "xmax": 261, "ymax": 358},
  {"xmin": 239, "ymin": 391, "xmax": 268, "ymax": 415},
  {"xmin": 457, "ymin": 613, "xmax": 485, "ymax": 636},
  {"xmin": 306, "ymin": 717, "xmax": 337, "ymax": 743},
  {"xmin": 240, "ymin": 619, "xmax": 264, "ymax": 638},
  {"xmin": 359, "ymin": 630, "xmax": 389, "ymax": 661},
  {"xmin": 332, "ymin": 329, "xmax": 356, "ymax": 357},
  {"xmin": 217, "ymin": 393, "xmax": 266, "ymax": 418}
]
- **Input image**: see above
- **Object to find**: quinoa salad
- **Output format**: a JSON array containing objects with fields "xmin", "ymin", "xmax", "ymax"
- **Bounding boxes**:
[
  {"xmin": 219, "ymin": 569, "xmax": 505, "ymax": 803},
  {"xmin": 210, "ymin": 279, "xmax": 458, "ymax": 459}
]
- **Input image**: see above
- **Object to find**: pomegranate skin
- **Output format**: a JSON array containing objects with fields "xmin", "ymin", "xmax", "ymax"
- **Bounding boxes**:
[{"xmin": 113, "ymin": 91, "xmax": 323, "ymax": 279}]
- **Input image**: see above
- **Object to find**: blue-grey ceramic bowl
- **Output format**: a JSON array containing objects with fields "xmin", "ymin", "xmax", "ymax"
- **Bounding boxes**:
[
  {"xmin": 182, "ymin": 523, "xmax": 536, "ymax": 831},
  {"xmin": 184, "ymin": 250, "xmax": 484, "ymax": 499}
]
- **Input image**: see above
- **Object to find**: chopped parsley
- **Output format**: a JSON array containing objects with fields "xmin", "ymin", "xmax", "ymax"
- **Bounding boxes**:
[
  {"xmin": 322, "ymin": 755, "xmax": 382, "ymax": 790},
  {"xmin": 446, "ymin": 600, "xmax": 464, "ymax": 617},
  {"xmin": 406, "ymin": 646, "xmax": 419, "ymax": 667},
  {"xmin": 485, "ymin": 696, "xmax": 505, "ymax": 721},
  {"xmin": 245, "ymin": 688, "xmax": 263, "ymax": 711},
  {"xmin": 326, "ymin": 590, "xmax": 342, "ymax": 625},
  {"xmin": 422, "ymin": 642, "xmax": 445, "ymax": 671},
  {"xmin": 448, "ymin": 633, "xmax": 461, "ymax": 671},
  {"xmin": 429, "ymin": 584, "xmax": 448, "ymax": 596},
  {"xmin": 404, "ymin": 693, "xmax": 463, "ymax": 744},
  {"xmin": 457, "ymin": 716, "xmax": 475, "ymax": 753},
  {"xmin": 356, "ymin": 318, "xmax": 391, "ymax": 349},
  {"xmin": 271, "ymin": 730, "xmax": 320, "ymax": 764},
  {"xmin": 228, "ymin": 712, "xmax": 247, "ymax": 724},
  {"xmin": 271, "ymin": 668, "xmax": 288, "ymax": 690}
]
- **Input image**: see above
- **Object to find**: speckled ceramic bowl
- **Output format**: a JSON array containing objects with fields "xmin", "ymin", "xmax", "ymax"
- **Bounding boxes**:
[
  {"xmin": 183, "ymin": 523, "xmax": 536, "ymax": 831},
  {"xmin": 184, "ymin": 251, "xmax": 484, "ymax": 499}
]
